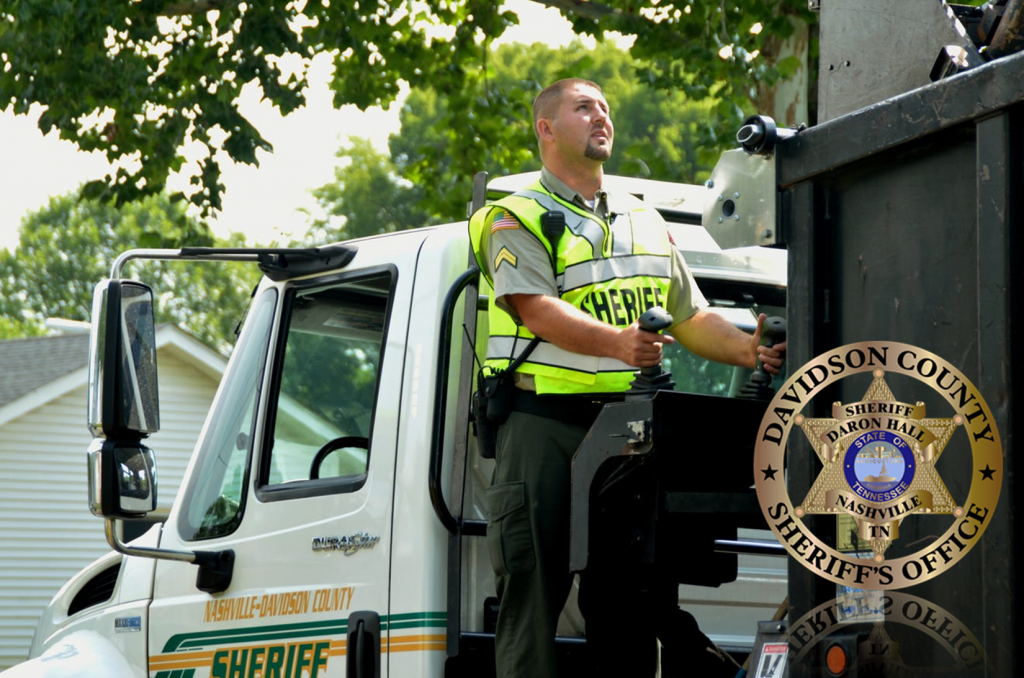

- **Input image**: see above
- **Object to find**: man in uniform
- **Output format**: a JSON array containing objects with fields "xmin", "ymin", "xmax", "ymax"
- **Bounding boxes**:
[{"xmin": 468, "ymin": 78, "xmax": 786, "ymax": 678}]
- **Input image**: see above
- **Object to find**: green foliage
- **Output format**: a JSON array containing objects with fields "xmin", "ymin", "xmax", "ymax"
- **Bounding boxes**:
[
  {"xmin": 309, "ymin": 41, "xmax": 718, "ymax": 240},
  {"xmin": 0, "ymin": 314, "xmax": 46, "ymax": 340},
  {"xmin": 0, "ymin": 191, "xmax": 260, "ymax": 351},
  {"xmin": 595, "ymin": 0, "xmax": 817, "ymax": 157},
  {"xmin": 0, "ymin": 0, "xmax": 517, "ymax": 215},
  {"xmin": 281, "ymin": 335, "xmax": 379, "ymax": 437},
  {"xmin": 1, "ymin": 1, "xmax": 814, "ymax": 218},
  {"xmin": 663, "ymin": 343, "xmax": 738, "ymax": 396},
  {"xmin": 305, "ymin": 137, "xmax": 432, "ymax": 242}
]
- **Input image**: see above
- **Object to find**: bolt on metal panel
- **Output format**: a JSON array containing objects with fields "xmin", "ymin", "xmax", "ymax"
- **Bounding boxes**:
[{"xmin": 702, "ymin": 149, "xmax": 778, "ymax": 249}]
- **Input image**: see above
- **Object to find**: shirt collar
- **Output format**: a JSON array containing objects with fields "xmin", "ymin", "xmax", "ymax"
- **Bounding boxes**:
[{"xmin": 540, "ymin": 167, "xmax": 609, "ymax": 219}]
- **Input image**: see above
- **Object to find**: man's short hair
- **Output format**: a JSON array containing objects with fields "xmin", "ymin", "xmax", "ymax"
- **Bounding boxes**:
[{"xmin": 532, "ymin": 78, "xmax": 603, "ymax": 140}]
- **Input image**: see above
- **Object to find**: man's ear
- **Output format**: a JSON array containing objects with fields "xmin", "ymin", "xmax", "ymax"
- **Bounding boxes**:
[{"xmin": 536, "ymin": 118, "xmax": 555, "ymax": 142}]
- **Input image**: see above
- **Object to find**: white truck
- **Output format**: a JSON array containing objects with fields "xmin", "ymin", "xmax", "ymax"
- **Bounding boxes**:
[{"xmin": 3, "ymin": 171, "xmax": 787, "ymax": 678}]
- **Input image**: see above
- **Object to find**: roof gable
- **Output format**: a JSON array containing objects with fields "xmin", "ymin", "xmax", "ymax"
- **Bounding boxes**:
[
  {"xmin": 0, "ymin": 325, "xmax": 226, "ymax": 427},
  {"xmin": 0, "ymin": 334, "xmax": 90, "ymax": 408}
]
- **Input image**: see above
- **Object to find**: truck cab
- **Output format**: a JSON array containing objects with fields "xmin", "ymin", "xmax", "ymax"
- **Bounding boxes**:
[{"xmin": 8, "ymin": 172, "xmax": 786, "ymax": 678}]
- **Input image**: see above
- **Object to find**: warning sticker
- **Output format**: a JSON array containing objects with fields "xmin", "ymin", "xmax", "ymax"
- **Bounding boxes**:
[{"xmin": 754, "ymin": 642, "xmax": 788, "ymax": 678}]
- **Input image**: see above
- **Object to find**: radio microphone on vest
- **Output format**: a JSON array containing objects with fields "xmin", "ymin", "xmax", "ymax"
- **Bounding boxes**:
[{"xmin": 540, "ymin": 210, "xmax": 565, "ymax": 248}]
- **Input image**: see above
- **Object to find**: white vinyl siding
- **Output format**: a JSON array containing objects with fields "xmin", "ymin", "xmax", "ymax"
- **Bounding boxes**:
[{"xmin": 0, "ymin": 348, "xmax": 219, "ymax": 669}]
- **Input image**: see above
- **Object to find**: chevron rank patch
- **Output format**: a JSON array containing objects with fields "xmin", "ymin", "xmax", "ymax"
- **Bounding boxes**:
[
  {"xmin": 494, "ymin": 246, "xmax": 518, "ymax": 271},
  {"xmin": 490, "ymin": 209, "xmax": 520, "ymax": 233}
]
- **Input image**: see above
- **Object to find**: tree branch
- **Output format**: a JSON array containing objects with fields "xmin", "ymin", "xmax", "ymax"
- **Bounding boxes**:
[{"xmin": 527, "ymin": 0, "xmax": 616, "ymax": 21}]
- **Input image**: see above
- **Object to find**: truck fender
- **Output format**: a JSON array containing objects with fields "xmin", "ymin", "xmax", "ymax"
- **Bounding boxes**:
[{"xmin": 0, "ymin": 630, "xmax": 135, "ymax": 678}]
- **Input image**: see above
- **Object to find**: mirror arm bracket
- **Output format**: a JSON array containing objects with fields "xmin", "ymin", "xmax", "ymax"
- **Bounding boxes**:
[
  {"xmin": 193, "ymin": 549, "xmax": 236, "ymax": 594},
  {"xmin": 104, "ymin": 519, "xmax": 235, "ymax": 594},
  {"xmin": 109, "ymin": 248, "xmax": 262, "ymax": 279}
]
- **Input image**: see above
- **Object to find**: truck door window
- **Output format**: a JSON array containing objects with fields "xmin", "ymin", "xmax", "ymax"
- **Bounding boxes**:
[
  {"xmin": 662, "ymin": 340, "xmax": 737, "ymax": 396},
  {"xmin": 661, "ymin": 303, "xmax": 786, "ymax": 396},
  {"xmin": 178, "ymin": 288, "xmax": 278, "ymax": 541},
  {"xmin": 258, "ymin": 272, "xmax": 391, "ymax": 499}
]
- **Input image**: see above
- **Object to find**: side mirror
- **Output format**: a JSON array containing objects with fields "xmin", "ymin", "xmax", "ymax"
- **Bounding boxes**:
[
  {"xmin": 88, "ymin": 439, "xmax": 158, "ymax": 518},
  {"xmin": 82, "ymin": 266, "xmax": 233, "ymax": 593},
  {"xmin": 88, "ymin": 279, "xmax": 161, "ymax": 438}
]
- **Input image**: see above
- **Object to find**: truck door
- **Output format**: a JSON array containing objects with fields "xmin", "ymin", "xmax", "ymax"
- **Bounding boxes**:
[{"xmin": 146, "ymin": 265, "xmax": 407, "ymax": 678}]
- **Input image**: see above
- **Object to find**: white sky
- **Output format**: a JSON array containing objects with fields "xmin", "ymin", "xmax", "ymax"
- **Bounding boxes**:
[{"xmin": 0, "ymin": 1, "xmax": 591, "ymax": 254}]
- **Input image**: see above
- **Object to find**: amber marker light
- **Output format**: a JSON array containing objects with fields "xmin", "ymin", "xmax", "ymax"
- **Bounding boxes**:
[{"xmin": 825, "ymin": 642, "xmax": 849, "ymax": 675}]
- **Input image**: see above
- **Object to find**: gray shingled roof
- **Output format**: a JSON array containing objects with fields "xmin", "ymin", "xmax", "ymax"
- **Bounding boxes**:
[{"xmin": 0, "ymin": 334, "xmax": 91, "ymax": 408}]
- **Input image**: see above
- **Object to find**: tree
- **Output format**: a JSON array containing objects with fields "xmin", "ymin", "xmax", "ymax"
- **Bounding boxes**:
[
  {"xmin": 0, "ymin": 191, "xmax": 260, "ymax": 352},
  {"xmin": 304, "ymin": 137, "xmax": 432, "ymax": 242},
  {"xmin": 0, "ymin": 0, "xmax": 518, "ymax": 214},
  {"xmin": 595, "ymin": 0, "xmax": 816, "ymax": 152},
  {"xmin": 1, "ymin": 1, "xmax": 814, "ymax": 216},
  {"xmin": 308, "ymin": 41, "xmax": 718, "ymax": 240}
]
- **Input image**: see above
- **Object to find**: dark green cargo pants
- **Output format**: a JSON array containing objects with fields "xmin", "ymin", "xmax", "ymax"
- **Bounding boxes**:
[{"xmin": 488, "ymin": 410, "xmax": 586, "ymax": 678}]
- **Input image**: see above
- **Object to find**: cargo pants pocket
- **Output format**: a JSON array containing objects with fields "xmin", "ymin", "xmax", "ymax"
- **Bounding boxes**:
[{"xmin": 486, "ymin": 481, "xmax": 536, "ymax": 576}]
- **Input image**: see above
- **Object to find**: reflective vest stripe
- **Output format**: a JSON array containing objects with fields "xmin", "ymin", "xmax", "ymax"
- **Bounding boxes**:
[
  {"xmin": 611, "ymin": 216, "xmax": 633, "ymax": 256},
  {"xmin": 559, "ymin": 254, "xmax": 672, "ymax": 292},
  {"xmin": 485, "ymin": 336, "xmax": 634, "ymax": 374},
  {"xmin": 515, "ymin": 189, "xmax": 607, "ymax": 259}
]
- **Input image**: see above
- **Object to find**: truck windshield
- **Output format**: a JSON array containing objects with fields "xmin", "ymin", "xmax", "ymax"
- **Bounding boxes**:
[{"xmin": 178, "ymin": 288, "xmax": 278, "ymax": 541}]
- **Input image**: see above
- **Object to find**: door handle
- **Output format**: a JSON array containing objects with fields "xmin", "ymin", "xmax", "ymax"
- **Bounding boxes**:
[{"xmin": 346, "ymin": 611, "xmax": 381, "ymax": 678}]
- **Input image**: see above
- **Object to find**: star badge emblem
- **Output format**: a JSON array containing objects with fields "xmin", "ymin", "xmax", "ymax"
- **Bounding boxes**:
[
  {"xmin": 753, "ymin": 341, "xmax": 1003, "ymax": 589},
  {"xmin": 792, "ymin": 370, "xmax": 961, "ymax": 562}
]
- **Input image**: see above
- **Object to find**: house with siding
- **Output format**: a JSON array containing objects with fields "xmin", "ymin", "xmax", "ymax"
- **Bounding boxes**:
[{"xmin": 0, "ymin": 325, "xmax": 225, "ymax": 669}]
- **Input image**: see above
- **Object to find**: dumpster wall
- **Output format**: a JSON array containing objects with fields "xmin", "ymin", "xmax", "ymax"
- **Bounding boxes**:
[{"xmin": 778, "ymin": 52, "xmax": 1022, "ymax": 676}]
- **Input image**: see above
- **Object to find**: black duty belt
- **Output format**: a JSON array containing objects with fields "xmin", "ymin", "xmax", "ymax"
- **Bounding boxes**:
[{"xmin": 511, "ymin": 389, "xmax": 624, "ymax": 429}]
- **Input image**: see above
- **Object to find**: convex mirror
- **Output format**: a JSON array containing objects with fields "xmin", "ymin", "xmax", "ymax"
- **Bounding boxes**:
[{"xmin": 88, "ymin": 438, "xmax": 158, "ymax": 518}]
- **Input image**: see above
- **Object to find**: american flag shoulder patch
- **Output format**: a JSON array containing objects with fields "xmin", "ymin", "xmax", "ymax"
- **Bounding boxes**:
[{"xmin": 489, "ymin": 209, "xmax": 521, "ymax": 233}]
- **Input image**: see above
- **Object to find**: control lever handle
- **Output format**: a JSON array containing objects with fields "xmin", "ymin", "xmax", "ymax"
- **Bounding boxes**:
[
  {"xmin": 737, "ymin": 315, "xmax": 787, "ymax": 401},
  {"xmin": 754, "ymin": 316, "xmax": 787, "ymax": 376},
  {"xmin": 637, "ymin": 307, "xmax": 674, "ymax": 377},
  {"xmin": 638, "ymin": 306, "xmax": 674, "ymax": 332},
  {"xmin": 626, "ymin": 307, "xmax": 676, "ymax": 399}
]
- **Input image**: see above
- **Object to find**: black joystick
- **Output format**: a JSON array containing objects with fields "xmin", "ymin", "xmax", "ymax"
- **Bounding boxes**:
[
  {"xmin": 626, "ymin": 306, "xmax": 676, "ymax": 399},
  {"xmin": 737, "ymin": 316, "xmax": 787, "ymax": 401}
]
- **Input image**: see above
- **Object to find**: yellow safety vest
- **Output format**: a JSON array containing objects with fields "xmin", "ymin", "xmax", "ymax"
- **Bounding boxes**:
[{"xmin": 469, "ymin": 180, "xmax": 673, "ymax": 394}]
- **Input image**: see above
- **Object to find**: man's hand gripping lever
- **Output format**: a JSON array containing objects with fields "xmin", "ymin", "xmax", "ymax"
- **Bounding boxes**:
[
  {"xmin": 737, "ymin": 316, "xmax": 787, "ymax": 401},
  {"xmin": 626, "ymin": 306, "xmax": 676, "ymax": 400}
]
